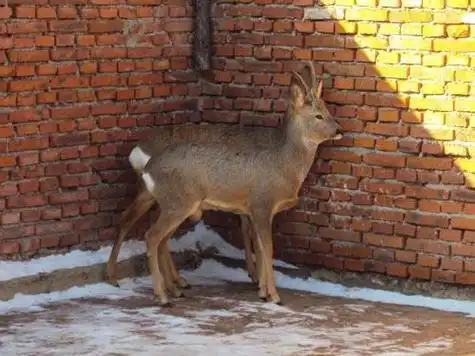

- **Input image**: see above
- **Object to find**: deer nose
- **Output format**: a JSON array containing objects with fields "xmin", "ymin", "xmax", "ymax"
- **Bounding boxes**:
[{"xmin": 334, "ymin": 125, "xmax": 344, "ymax": 140}]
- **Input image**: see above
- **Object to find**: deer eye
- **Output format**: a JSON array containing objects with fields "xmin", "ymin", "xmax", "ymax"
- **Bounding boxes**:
[{"xmin": 315, "ymin": 114, "xmax": 324, "ymax": 120}]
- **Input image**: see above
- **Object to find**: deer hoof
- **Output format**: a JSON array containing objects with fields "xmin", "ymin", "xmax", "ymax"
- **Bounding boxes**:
[
  {"xmin": 173, "ymin": 289, "xmax": 185, "ymax": 298},
  {"xmin": 248, "ymin": 273, "xmax": 259, "ymax": 284},
  {"xmin": 180, "ymin": 283, "xmax": 191, "ymax": 290},
  {"xmin": 160, "ymin": 300, "xmax": 173, "ymax": 308},
  {"xmin": 106, "ymin": 278, "xmax": 120, "ymax": 288},
  {"xmin": 177, "ymin": 278, "xmax": 191, "ymax": 289}
]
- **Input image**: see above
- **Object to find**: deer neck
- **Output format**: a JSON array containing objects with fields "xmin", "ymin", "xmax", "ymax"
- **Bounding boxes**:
[{"xmin": 281, "ymin": 116, "xmax": 319, "ymax": 186}]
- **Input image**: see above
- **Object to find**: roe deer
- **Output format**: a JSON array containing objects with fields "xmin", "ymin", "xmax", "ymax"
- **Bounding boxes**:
[
  {"xmin": 105, "ymin": 124, "xmax": 263, "ymax": 296},
  {"xmin": 124, "ymin": 61, "xmax": 342, "ymax": 306}
]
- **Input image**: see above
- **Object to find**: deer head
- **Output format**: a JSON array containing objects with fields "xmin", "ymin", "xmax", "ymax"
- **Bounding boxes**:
[{"xmin": 290, "ymin": 61, "xmax": 343, "ymax": 145}]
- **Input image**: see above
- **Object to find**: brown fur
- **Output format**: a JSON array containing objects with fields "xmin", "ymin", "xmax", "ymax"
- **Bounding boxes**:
[
  {"xmin": 112, "ymin": 61, "xmax": 342, "ymax": 305},
  {"xmin": 104, "ymin": 124, "xmax": 265, "ymax": 290}
]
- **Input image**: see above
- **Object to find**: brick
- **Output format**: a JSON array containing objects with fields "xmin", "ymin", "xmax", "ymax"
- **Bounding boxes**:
[
  {"xmin": 410, "ymin": 97, "xmax": 453, "ymax": 112},
  {"xmin": 453, "ymin": 242, "xmax": 475, "ymax": 258},
  {"xmin": 395, "ymin": 250, "xmax": 417, "ymax": 263},
  {"xmin": 406, "ymin": 157, "xmax": 452, "ymax": 170},
  {"xmin": 401, "ymin": 23, "xmax": 422, "ymax": 35},
  {"xmin": 0, "ymin": 241, "xmax": 20, "ymax": 255},
  {"xmin": 406, "ymin": 212, "xmax": 449, "ymax": 228},
  {"xmin": 409, "ymin": 265, "xmax": 431, "ymax": 280},
  {"xmin": 49, "ymin": 190, "xmax": 89, "ymax": 205},
  {"xmin": 387, "ymin": 263, "xmax": 408, "ymax": 278},
  {"xmin": 417, "ymin": 253, "xmax": 439, "ymax": 267},
  {"xmin": 89, "ymin": 20, "xmax": 124, "ymax": 33},
  {"xmin": 363, "ymin": 233, "xmax": 404, "ymax": 248},
  {"xmin": 361, "ymin": 179, "xmax": 404, "ymax": 194},
  {"xmin": 441, "ymin": 257, "xmax": 464, "ymax": 271},
  {"xmin": 51, "ymin": 106, "xmax": 90, "ymax": 120},
  {"xmin": 50, "ymin": 20, "xmax": 87, "ymax": 33},
  {"xmin": 389, "ymin": 10, "xmax": 432, "ymax": 22},
  {"xmin": 406, "ymin": 186, "xmax": 450, "ymax": 200},
  {"xmin": 434, "ymin": 39, "xmax": 475, "ymax": 52},
  {"xmin": 319, "ymin": 227, "xmax": 361, "ymax": 242},
  {"xmin": 346, "ymin": 9, "xmax": 388, "ymax": 21},
  {"xmin": 452, "ymin": 218, "xmax": 475, "ymax": 230},
  {"xmin": 7, "ymin": 195, "xmax": 47, "ymax": 208},
  {"xmin": 455, "ymin": 99, "xmax": 475, "ymax": 113},
  {"xmin": 406, "ymin": 239, "xmax": 449, "ymax": 255},
  {"xmin": 446, "ymin": 0, "xmax": 469, "ymax": 6},
  {"xmin": 389, "ymin": 37, "xmax": 432, "ymax": 50},
  {"xmin": 36, "ymin": 221, "xmax": 73, "ymax": 236},
  {"xmin": 456, "ymin": 272, "xmax": 475, "ymax": 285},
  {"xmin": 334, "ymin": 245, "xmax": 371, "ymax": 258},
  {"xmin": 432, "ymin": 270, "xmax": 455, "ymax": 283},
  {"xmin": 363, "ymin": 153, "xmax": 406, "ymax": 168}
]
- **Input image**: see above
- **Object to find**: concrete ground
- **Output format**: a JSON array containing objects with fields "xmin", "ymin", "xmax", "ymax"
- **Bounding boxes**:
[{"xmin": 1, "ymin": 277, "xmax": 475, "ymax": 356}]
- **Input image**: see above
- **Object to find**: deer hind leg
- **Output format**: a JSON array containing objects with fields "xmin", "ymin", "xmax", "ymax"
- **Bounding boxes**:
[
  {"xmin": 254, "ymin": 227, "xmax": 263, "ymax": 287},
  {"xmin": 158, "ymin": 208, "xmax": 202, "ymax": 291},
  {"xmin": 250, "ymin": 210, "xmax": 280, "ymax": 304},
  {"xmin": 241, "ymin": 215, "xmax": 258, "ymax": 284},
  {"xmin": 144, "ymin": 188, "xmax": 200, "ymax": 306},
  {"xmin": 158, "ymin": 241, "xmax": 184, "ymax": 298},
  {"xmin": 163, "ymin": 244, "xmax": 191, "ymax": 289},
  {"xmin": 145, "ymin": 213, "xmax": 189, "ymax": 306},
  {"xmin": 106, "ymin": 186, "xmax": 155, "ymax": 286}
]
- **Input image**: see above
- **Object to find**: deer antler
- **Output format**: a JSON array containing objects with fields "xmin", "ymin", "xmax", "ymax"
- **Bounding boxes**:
[
  {"xmin": 306, "ymin": 60, "xmax": 317, "ymax": 92},
  {"xmin": 306, "ymin": 60, "xmax": 324, "ymax": 101},
  {"xmin": 292, "ymin": 70, "xmax": 311, "ymax": 97}
]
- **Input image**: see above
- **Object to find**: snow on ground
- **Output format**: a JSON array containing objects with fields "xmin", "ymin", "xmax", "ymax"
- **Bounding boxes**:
[
  {"xmin": 0, "ymin": 221, "xmax": 295, "ymax": 283},
  {"xmin": 4, "ymin": 257, "xmax": 475, "ymax": 319},
  {"xmin": 0, "ymin": 302, "xmax": 451, "ymax": 356},
  {"xmin": 0, "ymin": 278, "xmax": 143, "ymax": 315},
  {"xmin": 0, "ymin": 241, "xmax": 146, "ymax": 282},
  {"xmin": 0, "ymin": 274, "xmax": 455, "ymax": 356}
]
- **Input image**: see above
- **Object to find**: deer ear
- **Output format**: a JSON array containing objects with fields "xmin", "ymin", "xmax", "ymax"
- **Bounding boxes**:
[
  {"xmin": 291, "ymin": 83, "xmax": 305, "ymax": 110},
  {"xmin": 314, "ymin": 80, "xmax": 323, "ymax": 98}
]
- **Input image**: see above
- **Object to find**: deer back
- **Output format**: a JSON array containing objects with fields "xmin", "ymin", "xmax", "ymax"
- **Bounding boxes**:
[{"xmin": 140, "ymin": 61, "xmax": 342, "ymax": 214}]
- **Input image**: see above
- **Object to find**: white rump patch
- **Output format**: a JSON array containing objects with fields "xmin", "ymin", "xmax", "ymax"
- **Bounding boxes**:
[
  {"xmin": 129, "ymin": 146, "xmax": 151, "ymax": 173},
  {"xmin": 142, "ymin": 172, "xmax": 155, "ymax": 193}
]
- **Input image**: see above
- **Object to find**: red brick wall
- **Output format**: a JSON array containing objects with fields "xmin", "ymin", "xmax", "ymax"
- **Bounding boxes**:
[
  {"xmin": 2, "ymin": 0, "xmax": 475, "ymax": 286},
  {"xmin": 0, "ymin": 0, "xmax": 199, "ymax": 254}
]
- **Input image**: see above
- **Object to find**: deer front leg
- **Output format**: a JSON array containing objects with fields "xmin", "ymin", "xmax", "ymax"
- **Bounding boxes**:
[
  {"xmin": 158, "ymin": 242, "xmax": 184, "ymax": 298},
  {"xmin": 146, "ymin": 235, "xmax": 169, "ymax": 306},
  {"xmin": 241, "ymin": 215, "xmax": 258, "ymax": 284},
  {"xmin": 146, "ymin": 192, "xmax": 201, "ymax": 306},
  {"xmin": 145, "ymin": 212, "xmax": 189, "ymax": 306},
  {"xmin": 163, "ymin": 243, "xmax": 191, "ymax": 289},
  {"xmin": 251, "ymin": 210, "xmax": 280, "ymax": 304}
]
